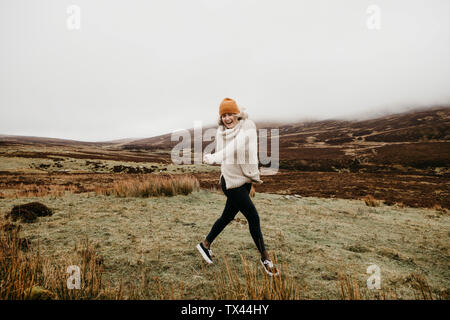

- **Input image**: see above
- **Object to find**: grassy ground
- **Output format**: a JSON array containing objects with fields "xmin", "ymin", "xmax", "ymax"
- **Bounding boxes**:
[
  {"xmin": 1, "ymin": 189, "xmax": 448, "ymax": 299},
  {"xmin": 0, "ymin": 154, "xmax": 218, "ymax": 174}
]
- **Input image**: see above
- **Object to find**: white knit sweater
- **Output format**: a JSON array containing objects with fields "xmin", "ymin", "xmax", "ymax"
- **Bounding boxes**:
[{"xmin": 209, "ymin": 118, "xmax": 263, "ymax": 190}]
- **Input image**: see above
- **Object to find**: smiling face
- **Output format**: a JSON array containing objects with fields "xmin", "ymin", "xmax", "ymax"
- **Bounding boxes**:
[{"xmin": 221, "ymin": 113, "xmax": 239, "ymax": 129}]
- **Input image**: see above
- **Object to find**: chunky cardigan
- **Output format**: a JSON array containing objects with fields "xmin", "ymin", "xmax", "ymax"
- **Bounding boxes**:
[{"xmin": 209, "ymin": 118, "xmax": 263, "ymax": 190}]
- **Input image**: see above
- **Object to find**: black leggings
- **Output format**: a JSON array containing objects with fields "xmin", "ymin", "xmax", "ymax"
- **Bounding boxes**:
[{"xmin": 206, "ymin": 176, "xmax": 266, "ymax": 254}]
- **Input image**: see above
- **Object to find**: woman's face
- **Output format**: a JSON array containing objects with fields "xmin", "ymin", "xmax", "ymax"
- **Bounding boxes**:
[{"xmin": 221, "ymin": 113, "xmax": 238, "ymax": 129}]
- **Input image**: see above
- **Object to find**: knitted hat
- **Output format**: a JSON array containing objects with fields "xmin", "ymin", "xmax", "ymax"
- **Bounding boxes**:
[{"xmin": 219, "ymin": 98, "xmax": 240, "ymax": 116}]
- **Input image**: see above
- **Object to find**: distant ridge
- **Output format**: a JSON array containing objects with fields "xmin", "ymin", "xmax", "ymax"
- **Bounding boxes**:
[{"xmin": 1, "ymin": 106, "xmax": 449, "ymax": 149}]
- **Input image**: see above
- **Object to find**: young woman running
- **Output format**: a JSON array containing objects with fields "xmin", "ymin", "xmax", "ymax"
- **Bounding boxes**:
[{"xmin": 197, "ymin": 97, "xmax": 279, "ymax": 276}]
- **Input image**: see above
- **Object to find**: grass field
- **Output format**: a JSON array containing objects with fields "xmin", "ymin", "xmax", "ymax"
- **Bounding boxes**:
[{"xmin": 1, "ymin": 188, "xmax": 448, "ymax": 299}]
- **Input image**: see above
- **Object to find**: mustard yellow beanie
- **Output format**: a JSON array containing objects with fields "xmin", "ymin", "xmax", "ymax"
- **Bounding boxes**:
[{"xmin": 219, "ymin": 97, "xmax": 240, "ymax": 116}]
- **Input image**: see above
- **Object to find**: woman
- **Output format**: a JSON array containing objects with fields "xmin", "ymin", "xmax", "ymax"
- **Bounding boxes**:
[{"xmin": 197, "ymin": 97, "xmax": 279, "ymax": 276}]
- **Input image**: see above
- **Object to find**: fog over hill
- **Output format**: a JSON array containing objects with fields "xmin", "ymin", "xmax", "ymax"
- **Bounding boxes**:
[
  {"xmin": 2, "ymin": 106, "xmax": 448, "ymax": 151},
  {"xmin": 1, "ymin": 1, "xmax": 449, "ymax": 141}
]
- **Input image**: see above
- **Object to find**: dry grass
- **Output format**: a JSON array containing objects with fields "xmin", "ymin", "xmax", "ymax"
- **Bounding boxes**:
[
  {"xmin": 432, "ymin": 204, "xmax": 448, "ymax": 215},
  {"xmin": 0, "ymin": 189, "xmax": 448, "ymax": 300},
  {"xmin": 0, "ymin": 226, "xmax": 111, "ymax": 299},
  {"xmin": 406, "ymin": 272, "xmax": 443, "ymax": 300},
  {"xmin": 0, "ymin": 221, "xmax": 297, "ymax": 300},
  {"xmin": 212, "ymin": 253, "xmax": 302, "ymax": 299},
  {"xmin": 0, "ymin": 171, "xmax": 204, "ymax": 200},
  {"xmin": 0, "ymin": 184, "xmax": 76, "ymax": 199},
  {"xmin": 337, "ymin": 270, "xmax": 448, "ymax": 300},
  {"xmin": 337, "ymin": 273, "xmax": 362, "ymax": 300},
  {"xmin": 337, "ymin": 271, "xmax": 404, "ymax": 300},
  {"xmin": 94, "ymin": 175, "xmax": 200, "ymax": 198},
  {"xmin": 0, "ymin": 224, "xmax": 188, "ymax": 300},
  {"xmin": 0, "ymin": 216, "xmax": 300, "ymax": 300},
  {"xmin": 3, "ymin": 220, "xmax": 444, "ymax": 301},
  {"xmin": 363, "ymin": 195, "xmax": 381, "ymax": 207}
]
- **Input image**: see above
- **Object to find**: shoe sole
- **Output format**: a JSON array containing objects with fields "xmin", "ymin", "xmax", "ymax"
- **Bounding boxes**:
[
  {"xmin": 196, "ymin": 244, "xmax": 213, "ymax": 264},
  {"xmin": 260, "ymin": 260, "xmax": 279, "ymax": 276}
]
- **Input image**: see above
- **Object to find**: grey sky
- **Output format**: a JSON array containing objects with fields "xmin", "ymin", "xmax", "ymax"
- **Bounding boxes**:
[{"xmin": 1, "ymin": 0, "xmax": 449, "ymax": 141}]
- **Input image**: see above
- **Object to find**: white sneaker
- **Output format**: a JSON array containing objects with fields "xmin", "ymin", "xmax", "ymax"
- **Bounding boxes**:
[
  {"xmin": 196, "ymin": 243, "xmax": 213, "ymax": 264},
  {"xmin": 260, "ymin": 258, "xmax": 279, "ymax": 276}
]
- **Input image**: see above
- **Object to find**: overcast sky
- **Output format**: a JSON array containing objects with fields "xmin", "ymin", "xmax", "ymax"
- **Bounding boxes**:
[{"xmin": 1, "ymin": 0, "xmax": 449, "ymax": 141}]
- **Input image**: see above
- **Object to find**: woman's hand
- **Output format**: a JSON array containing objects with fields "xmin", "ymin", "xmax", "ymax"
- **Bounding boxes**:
[
  {"xmin": 252, "ymin": 178, "xmax": 263, "ymax": 185},
  {"xmin": 203, "ymin": 153, "xmax": 215, "ymax": 165}
]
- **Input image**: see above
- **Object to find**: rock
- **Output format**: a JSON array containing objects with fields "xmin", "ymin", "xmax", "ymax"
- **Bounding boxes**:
[
  {"xmin": 112, "ymin": 165, "xmax": 154, "ymax": 174},
  {"xmin": 7, "ymin": 202, "xmax": 53, "ymax": 223},
  {"xmin": 113, "ymin": 165, "xmax": 124, "ymax": 172},
  {"xmin": 13, "ymin": 202, "xmax": 52, "ymax": 217},
  {"xmin": 8, "ymin": 208, "xmax": 37, "ymax": 223}
]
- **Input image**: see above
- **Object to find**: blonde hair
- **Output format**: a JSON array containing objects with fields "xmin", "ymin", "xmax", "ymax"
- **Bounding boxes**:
[{"xmin": 217, "ymin": 110, "xmax": 249, "ymax": 126}]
